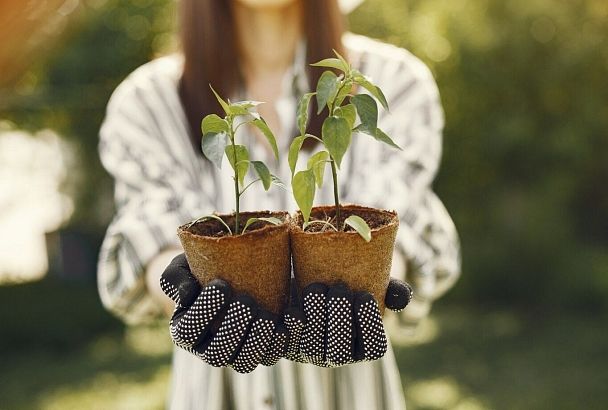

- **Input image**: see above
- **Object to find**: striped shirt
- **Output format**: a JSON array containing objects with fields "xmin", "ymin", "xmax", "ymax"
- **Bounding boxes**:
[{"xmin": 97, "ymin": 33, "xmax": 461, "ymax": 410}]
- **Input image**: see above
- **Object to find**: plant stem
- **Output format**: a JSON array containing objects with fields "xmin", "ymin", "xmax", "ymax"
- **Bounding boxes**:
[
  {"xmin": 229, "ymin": 122, "xmax": 240, "ymax": 234},
  {"xmin": 330, "ymin": 158, "xmax": 342, "ymax": 230},
  {"xmin": 239, "ymin": 178, "xmax": 261, "ymax": 198},
  {"xmin": 326, "ymin": 76, "xmax": 350, "ymax": 231},
  {"xmin": 330, "ymin": 75, "xmax": 350, "ymax": 113},
  {"xmin": 234, "ymin": 174, "xmax": 240, "ymax": 234}
]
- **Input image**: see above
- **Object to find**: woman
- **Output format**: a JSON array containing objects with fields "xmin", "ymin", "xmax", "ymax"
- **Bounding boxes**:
[{"xmin": 97, "ymin": 0, "xmax": 461, "ymax": 408}]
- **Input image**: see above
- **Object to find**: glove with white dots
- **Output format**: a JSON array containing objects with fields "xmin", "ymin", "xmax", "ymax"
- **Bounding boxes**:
[
  {"xmin": 283, "ymin": 278, "xmax": 412, "ymax": 367},
  {"xmin": 160, "ymin": 253, "xmax": 287, "ymax": 373}
]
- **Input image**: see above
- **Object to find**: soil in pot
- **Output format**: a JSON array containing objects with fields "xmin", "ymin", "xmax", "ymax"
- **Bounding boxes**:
[
  {"xmin": 290, "ymin": 205, "xmax": 399, "ymax": 314},
  {"xmin": 178, "ymin": 211, "xmax": 291, "ymax": 315}
]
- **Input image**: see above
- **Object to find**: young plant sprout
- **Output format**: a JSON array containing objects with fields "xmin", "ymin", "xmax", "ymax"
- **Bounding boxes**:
[
  {"xmin": 289, "ymin": 51, "xmax": 402, "ymax": 241},
  {"xmin": 190, "ymin": 86, "xmax": 283, "ymax": 235}
]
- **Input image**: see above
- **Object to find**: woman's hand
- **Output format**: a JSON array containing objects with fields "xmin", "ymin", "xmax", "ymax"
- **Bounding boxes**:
[
  {"xmin": 160, "ymin": 254, "xmax": 288, "ymax": 373},
  {"xmin": 146, "ymin": 248, "xmax": 183, "ymax": 316},
  {"xmin": 284, "ymin": 279, "xmax": 412, "ymax": 367}
]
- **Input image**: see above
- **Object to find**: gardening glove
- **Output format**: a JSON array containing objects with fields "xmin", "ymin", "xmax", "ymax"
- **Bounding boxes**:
[
  {"xmin": 160, "ymin": 253, "xmax": 288, "ymax": 373},
  {"xmin": 284, "ymin": 278, "xmax": 412, "ymax": 367}
]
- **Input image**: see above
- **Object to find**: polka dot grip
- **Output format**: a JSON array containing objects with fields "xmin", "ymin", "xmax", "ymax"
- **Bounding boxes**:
[
  {"xmin": 284, "ymin": 282, "xmax": 390, "ymax": 368},
  {"xmin": 170, "ymin": 280, "xmax": 231, "ymax": 347},
  {"xmin": 200, "ymin": 295, "xmax": 257, "ymax": 367},
  {"xmin": 160, "ymin": 253, "xmax": 201, "ymax": 307},
  {"xmin": 353, "ymin": 292, "xmax": 387, "ymax": 361},
  {"xmin": 231, "ymin": 310, "xmax": 277, "ymax": 373},
  {"xmin": 160, "ymin": 254, "xmax": 285, "ymax": 372},
  {"xmin": 284, "ymin": 307, "xmax": 306, "ymax": 362},
  {"xmin": 260, "ymin": 323, "xmax": 288, "ymax": 366},
  {"xmin": 326, "ymin": 285, "xmax": 355, "ymax": 366},
  {"xmin": 300, "ymin": 283, "xmax": 328, "ymax": 365}
]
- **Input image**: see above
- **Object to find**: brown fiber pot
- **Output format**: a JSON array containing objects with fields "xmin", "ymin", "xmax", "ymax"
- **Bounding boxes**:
[
  {"xmin": 290, "ymin": 205, "xmax": 399, "ymax": 314},
  {"xmin": 177, "ymin": 211, "xmax": 291, "ymax": 315}
]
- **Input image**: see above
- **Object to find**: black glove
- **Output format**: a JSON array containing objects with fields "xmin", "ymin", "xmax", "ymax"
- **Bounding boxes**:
[
  {"xmin": 284, "ymin": 278, "xmax": 412, "ymax": 367},
  {"xmin": 160, "ymin": 254, "xmax": 288, "ymax": 373}
]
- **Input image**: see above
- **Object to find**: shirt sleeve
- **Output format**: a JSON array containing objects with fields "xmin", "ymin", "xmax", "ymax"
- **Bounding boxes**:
[
  {"xmin": 347, "ymin": 53, "xmax": 461, "ymax": 327},
  {"xmin": 97, "ymin": 75, "xmax": 207, "ymax": 324}
]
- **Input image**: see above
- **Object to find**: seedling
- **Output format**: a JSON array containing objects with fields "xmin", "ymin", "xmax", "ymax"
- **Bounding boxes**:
[
  {"xmin": 289, "ymin": 51, "xmax": 402, "ymax": 242},
  {"xmin": 190, "ymin": 86, "xmax": 284, "ymax": 234}
]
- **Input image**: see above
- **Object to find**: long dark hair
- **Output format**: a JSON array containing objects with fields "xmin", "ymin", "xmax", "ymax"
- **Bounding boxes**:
[{"xmin": 178, "ymin": 0, "xmax": 346, "ymax": 152}]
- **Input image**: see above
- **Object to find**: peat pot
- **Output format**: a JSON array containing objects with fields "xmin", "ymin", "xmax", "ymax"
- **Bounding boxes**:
[
  {"xmin": 290, "ymin": 205, "xmax": 399, "ymax": 314},
  {"xmin": 178, "ymin": 211, "xmax": 291, "ymax": 314}
]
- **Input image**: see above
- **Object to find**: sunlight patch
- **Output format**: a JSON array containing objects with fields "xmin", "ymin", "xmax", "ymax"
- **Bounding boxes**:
[
  {"xmin": 408, "ymin": 377, "xmax": 488, "ymax": 409},
  {"xmin": 0, "ymin": 125, "xmax": 73, "ymax": 284}
]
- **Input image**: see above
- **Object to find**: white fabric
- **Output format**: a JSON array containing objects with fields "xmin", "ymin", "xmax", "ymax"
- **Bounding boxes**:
[
  {"xmin": 339, "ymin": 0, "xmax": 365, "ymax": 14},
  {"xmin": 97, "ymin": 33, "xmax": 461, "ymax": 410}
]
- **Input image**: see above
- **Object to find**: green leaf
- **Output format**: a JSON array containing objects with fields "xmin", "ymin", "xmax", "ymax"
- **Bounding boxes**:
[
  {"xmin": 373, "ymin": 128, "xmax": 402, "ymax": 150},
  {"xmin": 241, "ymin": 216, "xmax": 282, "ymax": 234},
  {"xmin": 297, "ymin": 92, "xmax": 315, "ymax": 136},
  {"xmin": 187, "ymin": 214, "xmax": 232, "ymax": 235},
  {"xmin": 228, "ymin": 104, "xmax": 251, "ymax": 116},
  {"xmin": 352, "ymin": 94, "xmax": 378, "ymax": 134},
  {"xmin": 307, "ymin": 150, "xmax": 329, "ymax": 188},
  {"xmin": 288, "ymin": 135, "xmax": 306, "ymax": 176},
  {"xmin": 344, "ymin": 215, "xmax": 372, "ymax": 242},
  {"xmin": 335, "ymin": 104, "xmax": 356, "ymax": 128},
  {"xmin": 258, "ymin": 216, "xmax": 282, "ymax": 225},
  {"xmin": 334, "ymin": 78, "xmax": 353, "ymax": 108},
  {"xmin": 229, "ymin": 100, "xmax": 264, "ymax": 116},
  {"xmin": 252, "ymin": 118, "xmax": 279, "ymax": 160},
  {"xmin": 225, "ymin": 144, "xmax": 249, "ymax": 186},
  {"xmin": 316, "ymin": 71, "xmax": 340, "ymax": 114},
  {"xmin": 292, "ymin": 169, "xmax": 316, "ymax": 223},
  {"xmin": 354, "ymin": 125, "xmax": 403, "ymax": 151},
  {"xmin": 201, "ymin": 132, "xmax": 228, "ymax": 169},
  {"xmin": 201, "ymin": 114, "xmax": 229, "ymax": 135},
  {"xmin": 322, "ymin": 116, "xmax": 351, "ymax": 168},
  {"xmin": 231, "ymin": 100, "xmax": 263, "ymax": 110},
  {"xmin": 311, "ymin": 57, "xmax": 348, "ymax": 72},
  {"xmin": 333, "ymin": 49, "xmax": 351, "ymax": 72},
  {"xmin": 251, "ymin": 161, "xmax": 272, "ymax": 190},
  {"xmin": 210, "ymin": 85, "xmax": 231, "ymax": 115},
  {"xmin": 352, "ymin": 70, "xmax": 389, "ymax": 110}
]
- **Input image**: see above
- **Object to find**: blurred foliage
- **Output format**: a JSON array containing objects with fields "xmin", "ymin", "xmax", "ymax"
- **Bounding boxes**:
[
  {"xmin": 1, "ymin": 0, "xmax": 607, "ymax": 311},
  {"xmin": 1, "ymin": 303, "xmax": 606, "ymax": 409},
  {"xmin": 0, "ymin": 278, "xmax": 169, "ymax": 409},
  {"xmin": 394, "ymin": 307, "xmax": 608, "ymax": 409},
  {"xmin": 0, "ymin": 278, "xmax": 122, "ymax": 354},
  {"xmin": 1, "ymin": 0, "xmax": 176, "ymax": 231},
  {"xmin": 351, "ymin": 0, "xmax": 608, "ymax": 311}
]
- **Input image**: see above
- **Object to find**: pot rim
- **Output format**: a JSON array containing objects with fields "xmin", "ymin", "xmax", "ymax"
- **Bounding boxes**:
[
  {"xmin": 290, "ymin": 204, "xmax": 398, "ymax": 237},
  {"xmin": 178, "ymin": 210, "xmax": 290, "ymax": 242}
]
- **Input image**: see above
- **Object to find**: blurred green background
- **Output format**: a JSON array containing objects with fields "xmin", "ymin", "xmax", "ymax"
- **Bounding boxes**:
[{"xmin": 1, "ymin": 0, "xmax": 607, "ymax": 409}]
